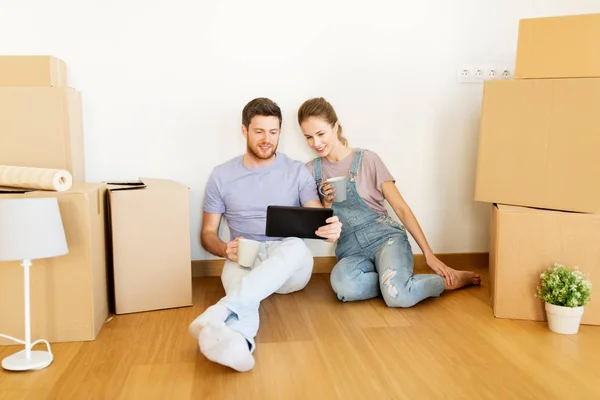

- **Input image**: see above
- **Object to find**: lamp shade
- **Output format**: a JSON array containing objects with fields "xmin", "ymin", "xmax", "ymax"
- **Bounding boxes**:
[{"xmin": 0, "ymin": 197, "xmax": 68, "ymax": 261}]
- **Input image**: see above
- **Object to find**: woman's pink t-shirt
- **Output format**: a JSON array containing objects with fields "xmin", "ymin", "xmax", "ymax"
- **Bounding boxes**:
[{"xmin": 305, "ymin": 149, "xmax": 395, "ymax": 214}]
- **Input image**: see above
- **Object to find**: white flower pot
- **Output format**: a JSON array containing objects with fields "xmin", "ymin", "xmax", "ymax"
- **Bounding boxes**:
[{"xmin": 545, "ymin": 303, "xmax": 584, "ymax": 334}]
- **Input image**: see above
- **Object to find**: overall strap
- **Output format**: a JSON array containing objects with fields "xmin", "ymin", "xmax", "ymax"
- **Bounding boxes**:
[
  {"xmin": 349, "ymin": 149, "xmax": 365, "ymax": 178},
  {"xmin": 312, "ymin": 157, "xmax": 323, "ymax": 182}
]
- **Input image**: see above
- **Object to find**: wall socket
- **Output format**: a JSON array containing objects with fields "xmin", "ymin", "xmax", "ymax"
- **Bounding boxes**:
[
  {"xmin": 486, "ymin": 67, "xmax": 499, "ymax": 80},
  {"xmin": 473, "ymin": 67, "xmax": 485, "ymax": 82},
  {"xmin": 456, "ymin": 66, "xmax": 474, "ymax": 83},
  {"xmin": 457, "ymin": 65, "xmax": 512, "ymax": 83},
  {"xmin": 500, "ymin": 67, "xmax": 513, "ymax": 79}
]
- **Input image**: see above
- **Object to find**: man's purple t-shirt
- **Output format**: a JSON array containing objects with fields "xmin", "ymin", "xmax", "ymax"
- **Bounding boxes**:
[{"xmin": 203, "ymin": 152, "xmax": 320, "ymax": 242}]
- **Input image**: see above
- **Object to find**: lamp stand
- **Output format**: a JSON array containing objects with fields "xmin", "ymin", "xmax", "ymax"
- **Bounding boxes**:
[{"xmin": 1, "ymin": 259, "xmax": 53, "ymax": 371}]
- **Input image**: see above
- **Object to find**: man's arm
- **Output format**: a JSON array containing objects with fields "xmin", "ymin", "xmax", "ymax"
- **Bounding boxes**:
[
  {"xmin": 201, "ymin": 168, "xmax": 241, "ymax": 261},
  {"xmin": 303, "ymin": 200, "xmax": 323, "ymax": 208},
  {"xmin": 201, "ymin": 212, "xmax": 239, "ymax": 262}
]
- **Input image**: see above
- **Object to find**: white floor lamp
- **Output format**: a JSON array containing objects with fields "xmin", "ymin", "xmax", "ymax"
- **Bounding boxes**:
[{"xmin": 0, "ymin": 197, "xmax": 68, "ymax": 371}]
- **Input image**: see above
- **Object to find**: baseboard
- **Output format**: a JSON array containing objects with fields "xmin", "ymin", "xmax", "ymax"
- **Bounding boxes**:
[{"xmin": 192, "ymin": 253, "xmax": 489, "ymax": 278}]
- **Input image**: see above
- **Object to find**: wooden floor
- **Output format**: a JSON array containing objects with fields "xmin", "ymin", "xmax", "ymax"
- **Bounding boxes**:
[{"xmin": 1, "ymin": 266, "xmax": 599, "ymax": 400}]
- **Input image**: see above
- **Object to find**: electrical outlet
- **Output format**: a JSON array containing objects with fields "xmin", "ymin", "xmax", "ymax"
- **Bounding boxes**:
[
  {"xmin": 500, "ymin": 67, "xmax": 513, "ymax": 80},
  {"xmin": 473, "ymin": 67, "xmax": 485, "ymax": 82},
  {"xmin": 456, "ymin": 66, "xmax": 475, "ymax": 83},
  {"xmin": 485, "ymin": 67, "xmax": 499, "ymax": 80},
  {"xmin": 458, "ymin": 64, "xmax": 512, "ymax": 83}
]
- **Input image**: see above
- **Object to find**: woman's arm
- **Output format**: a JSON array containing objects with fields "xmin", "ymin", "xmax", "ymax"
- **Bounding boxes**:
[
  {"xmin": 381, "ymin": 181, "xmax": 432, "ymax": 256},
  {"xmin": 381, "ymin": 181, "xmax": 457, "ymax": 286}
]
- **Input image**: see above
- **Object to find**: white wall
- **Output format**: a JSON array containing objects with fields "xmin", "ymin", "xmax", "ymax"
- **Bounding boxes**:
[{"xmin": 1, "ymin": 0, "xmax": 598, "ymax": 260}]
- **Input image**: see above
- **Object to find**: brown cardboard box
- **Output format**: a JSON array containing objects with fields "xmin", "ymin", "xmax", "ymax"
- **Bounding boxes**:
[
  {"xmin": 0, "ymin": 183, "xmax": 109, "ymax": 345},
  {"xmin": 474, "ymin": 79, "xmax": 600, "ymax": 213},
  {"xmin": 515, "ymin": 13, "xmax": 600, "ymax": 79},
  {"xmin": 0, "ymin": 56, "xmax": 67, "ymax": 87},
  {"xmin": 107, "ymin": 178, "xmax": 192, "ymax": 315},
  {"xmin": 489, "ymin": 204, "xmax": 600, "ymax": 325},
  {"xmin": 0, "ymin": 87, "xmax": 85, "ymax": 182}
]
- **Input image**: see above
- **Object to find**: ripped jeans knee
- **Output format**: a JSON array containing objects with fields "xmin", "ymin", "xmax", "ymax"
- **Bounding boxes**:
[
  {"xmin": 376, "ymin": 235, "xmax": 419, "ymax": 308},
  {"xmin": 380, "ymin": 268, "xmax": 399, "ymax": 298},
  {"xmin": 379, "ymin": 268, "xmax": 419, "ymax": 308}
]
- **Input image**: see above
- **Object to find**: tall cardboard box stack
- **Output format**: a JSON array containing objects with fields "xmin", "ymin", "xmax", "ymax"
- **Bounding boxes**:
[
  {"xmin": 475, "ymin": 13, "xmax": 600, "ymax": 326},
  {"xmin": 0, "ymin": 56, "xmax": 109, "ymax": 345},
  {"xmin": 0, "ymin": 57, "xmax": 193, "ymax": 346}
]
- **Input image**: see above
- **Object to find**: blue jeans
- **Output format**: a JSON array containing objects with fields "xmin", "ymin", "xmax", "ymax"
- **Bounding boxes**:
[
  {"xmin": 310, "ymin": 149, "xmax": 445, "ymax": 308},
  {"xmin": 331, "ymin": 219, "xmax": 445, "ymax": 308}
]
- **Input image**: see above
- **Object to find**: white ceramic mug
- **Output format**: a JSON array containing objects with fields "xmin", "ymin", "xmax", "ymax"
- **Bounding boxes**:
[
  {"xmin": 319, "ymin": 176, "xmax": 347, "ymax": 203},
  {"xmin": 237, "ymin": 238, "xmax": 261, "ymax": 267}
]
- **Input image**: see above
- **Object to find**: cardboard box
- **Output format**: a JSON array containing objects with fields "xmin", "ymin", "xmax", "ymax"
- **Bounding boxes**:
[
  {"xmin": 489, "ymin": 204, "xmax": 600, "ymax": 325},
  {"xmin": 515, "ymin": 13, "xmax": 600, "ymax": 79},
  {"xmin": 107, "ymin": 178, "xmax": 192, "ymax": 314},
  {"xmin": 0, "ymin": 183, "xmax": 109, "ymax": 345},
  {"xmin": 0, "ymin": 56, "xmax": 67, "ymax": 87},
  {"xmin": 0, "ymin": 87, "xmax": 85, "ymax": 182},
  {"xmin": 474, "ymin": 79, "xmax": 600, "ymax": 213}
]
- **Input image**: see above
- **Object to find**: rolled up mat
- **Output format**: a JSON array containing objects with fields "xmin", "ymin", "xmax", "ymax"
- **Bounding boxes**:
[{"xmin": 0, "ymin": 165, "xmax": 73, "ymax": 191}]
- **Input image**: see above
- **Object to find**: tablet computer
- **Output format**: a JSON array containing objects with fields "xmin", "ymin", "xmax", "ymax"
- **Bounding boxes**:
[{"xmin": 265, "ymin": 205, "xmax": 333, "ymax": 239}]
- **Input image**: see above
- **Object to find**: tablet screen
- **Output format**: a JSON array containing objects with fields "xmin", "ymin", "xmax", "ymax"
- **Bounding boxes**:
[{"xmin": 265, "ymin": 206, "xmax": 333, "ymax": 239}]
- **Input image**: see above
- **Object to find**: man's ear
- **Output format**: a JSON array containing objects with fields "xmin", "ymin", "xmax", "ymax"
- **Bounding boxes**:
[{"xmin": 241, "ymin": 124, "xmax": 248, "ymax": 138}]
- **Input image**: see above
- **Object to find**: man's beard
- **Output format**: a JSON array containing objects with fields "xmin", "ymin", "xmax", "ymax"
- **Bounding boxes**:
[{"xmin": 247, "ymin": 143, "xmax": 277, "ymax": 160}]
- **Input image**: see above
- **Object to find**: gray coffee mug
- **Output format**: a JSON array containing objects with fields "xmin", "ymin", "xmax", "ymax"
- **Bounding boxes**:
[{"xmin": 319, "ymin": 176, "xmax": 347, "ymax": 203}]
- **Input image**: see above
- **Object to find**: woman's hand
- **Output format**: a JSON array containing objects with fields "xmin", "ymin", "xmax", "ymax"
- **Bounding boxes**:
[
  {"xmin": 319, "ymin": 180, "xmax": 335, "ymax": 207},
  {"xmin": 315, "ymin": 216, "xmax": 342, "ymax": 242},
  {"xmin": 426, "ymin": 254, "xmax": 458, "ymax": 287}
]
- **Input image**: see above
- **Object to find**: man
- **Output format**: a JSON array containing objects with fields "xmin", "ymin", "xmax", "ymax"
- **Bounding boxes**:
[{"xmin": 189, "ymin": 97, "xmax": 342, "ymax": 372}]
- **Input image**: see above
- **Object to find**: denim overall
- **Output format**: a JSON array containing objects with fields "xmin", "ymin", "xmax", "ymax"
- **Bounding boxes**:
[{"xmin": 312, "ymin": 149, "xmax": 444, "ymax": 307}]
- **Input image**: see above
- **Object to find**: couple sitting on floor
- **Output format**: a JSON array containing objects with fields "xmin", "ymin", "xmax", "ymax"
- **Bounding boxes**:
[{"xmin": 189, "ymin": 97, "xmax": 481, "ymax": 372}]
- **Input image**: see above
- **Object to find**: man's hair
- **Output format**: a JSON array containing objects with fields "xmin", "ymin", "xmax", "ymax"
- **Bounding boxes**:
[{"xmin": 242, "ymin": 98, "xmax": 283, "ymax": 128}]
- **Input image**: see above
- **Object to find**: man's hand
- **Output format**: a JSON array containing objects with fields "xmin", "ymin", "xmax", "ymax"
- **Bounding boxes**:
[
  {"xmin": 224, "ymin": 237, "xmax": 241, "ymax": 263},
  {"xmin": 426, "ymin": 254, "xmax": 458, "ymax": 286},
  {"xmin": 315, "ymin": 216, "xmax": 342, "ymax": 242}
]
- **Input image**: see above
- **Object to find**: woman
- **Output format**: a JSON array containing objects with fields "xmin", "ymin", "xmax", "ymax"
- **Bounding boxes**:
[{"xmin": 298, "ymin": 97, "xmax": 480, "ymax": 307}]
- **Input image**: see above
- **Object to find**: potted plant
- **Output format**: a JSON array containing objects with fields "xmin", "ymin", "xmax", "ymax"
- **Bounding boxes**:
[{"xmin": 536, "ymin": 263, "xmax": 592, "ymax": 334}]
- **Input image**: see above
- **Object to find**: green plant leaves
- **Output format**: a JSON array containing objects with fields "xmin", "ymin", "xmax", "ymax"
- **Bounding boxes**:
[{"xmin": 536, "ymin": 264, "xmax": 592, "ymax": 308}]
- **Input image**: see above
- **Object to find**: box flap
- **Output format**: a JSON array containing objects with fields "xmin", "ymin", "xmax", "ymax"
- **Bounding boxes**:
[
  {"xmin": 0, "ymin": 187, "xmax": 32, "ymax": 194},
  {"xmin": 0, "ymin": 183, "xmax": 104, "ymax": 196},
  {"xmin": 496, "ymin": 204, "xmax": 584, "ymax": 216},
  {"xmin": 139, "ymin": 177, "xmax": 189, "ymax": 190},
  {"xmin": 106, "ymin": 178, "xmax": 189, "ymax": 192},
  {"xmin": 496, "ymin": 204, "xmax": 536, "ymax": 213},
  {"xmin": 106, "ymin": 181, "xmax": 147, "ymax": 192}
]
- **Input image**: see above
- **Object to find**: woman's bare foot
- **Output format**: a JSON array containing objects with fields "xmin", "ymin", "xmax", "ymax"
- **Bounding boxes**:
[{"xmin": 444, "ymin": 270, "xmax": 481, "ymax": 291}]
